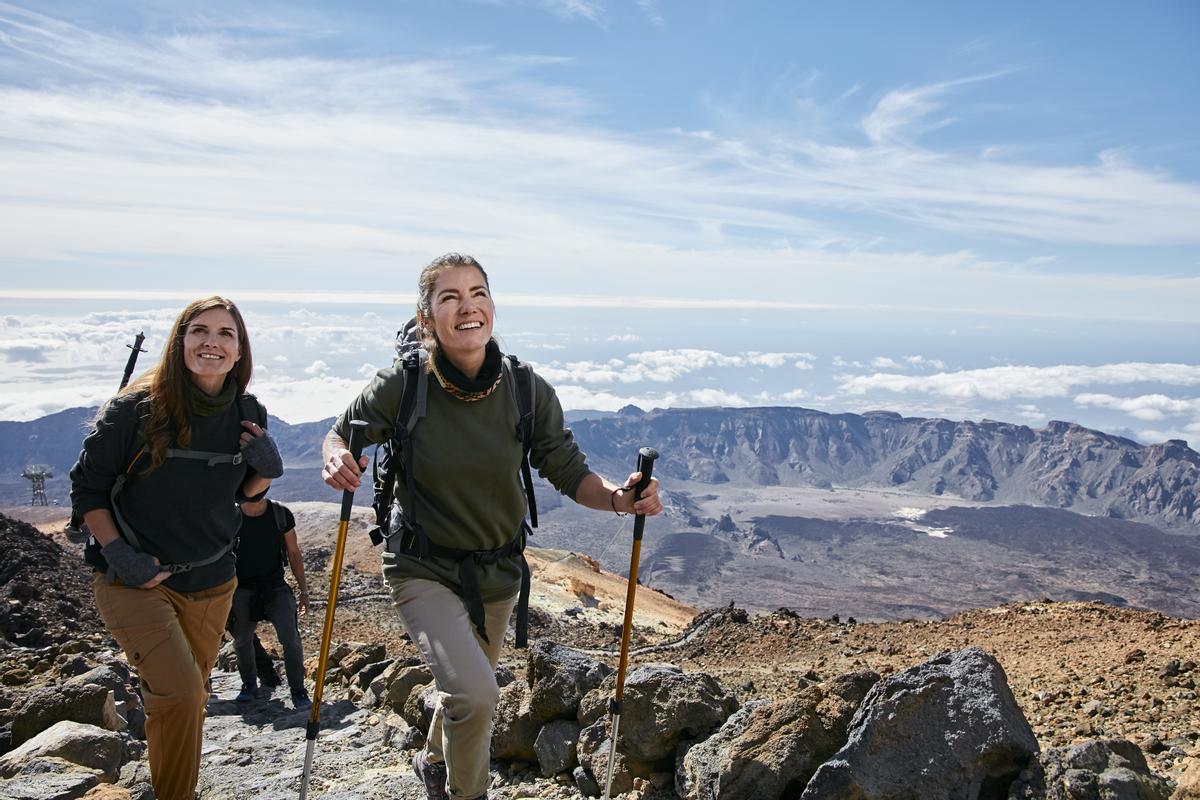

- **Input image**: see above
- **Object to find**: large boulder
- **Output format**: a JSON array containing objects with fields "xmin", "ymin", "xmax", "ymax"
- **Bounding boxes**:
[
  {"xmin": 65, "ymin": 667, "xmax": 143, "ymax": 741},
  {"xmin": 0, "ymin": 721, "xmax": 124, "ymax": 782},
  {"xmin": 10, "ymin": 685, "xmax": 123, "ymax": 747},
  {"xmin": 527, "ymin": 641, "xmax": 612, "ymax": 724},
  {"xmin": 577, "ymin": 665, "xmax": 738, "ymax": 763},
  {"xmin": 678, "ymin": 671, "xmax": 879, "ymax": 800},
  {"xmin": 1008, "ymin": 739, "xmax": 1172, "ymax": 800},
  {"xmin": 0, "ymin": 756, "xmax": 102, "ymax": 799},
  {"xmin": 801, "ymin": 647, "xmax": 1038, "ymax": 800}
]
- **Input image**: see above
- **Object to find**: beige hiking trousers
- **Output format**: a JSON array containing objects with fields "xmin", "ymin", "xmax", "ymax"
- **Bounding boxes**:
[
  {"xmin": 387, "ymin": 576, "xmax": 517, "ymax": 800},
  {"xmin": 92, "ymin": 574, "xmax": 236, "ymax": 800}
]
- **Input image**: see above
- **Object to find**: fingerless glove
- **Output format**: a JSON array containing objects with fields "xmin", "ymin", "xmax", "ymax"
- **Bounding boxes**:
[
  {"xmin": 101, "ymin": 538, "xmax": 163, "ymax": 587},
  {"xmin": 243, "ymin": 431, "xmax": 284, "ymax": 478}
]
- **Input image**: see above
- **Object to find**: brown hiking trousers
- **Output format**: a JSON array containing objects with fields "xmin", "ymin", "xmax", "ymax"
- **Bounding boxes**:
[{"xmin": 93, "ymin": 574, "xmax": 236, "ymax": 800}]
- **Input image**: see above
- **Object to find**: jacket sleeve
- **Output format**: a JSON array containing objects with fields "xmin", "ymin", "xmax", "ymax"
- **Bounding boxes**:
[
  {"xmin": 69, "ymin": 394, "xmax": 142, "ymax": 515},
  {"xmin": 332, "ymin": 363, "xmax": 407, "ymax": 446},
  {"xmin": 527, "ymin": 371, "xmax": 593, "ymax": 500}
]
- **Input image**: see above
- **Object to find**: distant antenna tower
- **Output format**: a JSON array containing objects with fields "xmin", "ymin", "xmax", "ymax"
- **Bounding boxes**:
[{"xmin": 21, "ymin": 465, "xmax": 53, "ymax": 506}]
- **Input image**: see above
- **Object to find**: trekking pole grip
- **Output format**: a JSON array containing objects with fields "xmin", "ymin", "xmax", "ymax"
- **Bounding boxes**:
[
  {"xmin": 341, "ymin": 421, "xmax": 367, "ymax": 519},
  {"xmin": 631, "ymin": 447, "xmax": 658, "ymax": 542}
]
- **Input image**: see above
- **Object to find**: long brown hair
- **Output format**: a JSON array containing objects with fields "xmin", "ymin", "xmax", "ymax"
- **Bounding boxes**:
[{"xmin": 120, "ymin": 296, "xmax": 253, "ymax": 471}]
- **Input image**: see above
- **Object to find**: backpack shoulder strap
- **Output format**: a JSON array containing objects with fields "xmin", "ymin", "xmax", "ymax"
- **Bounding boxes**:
[
  {"xmin": 270, "ymin": 500, "xmax": 288, "ymax": 533},
  {"xmin": 368, "ymin": 348, "xmax": 427, "ymax": 546},
  {"xmin": 503, "ymin": 355, "xmax": 538, "ymax": 528}
]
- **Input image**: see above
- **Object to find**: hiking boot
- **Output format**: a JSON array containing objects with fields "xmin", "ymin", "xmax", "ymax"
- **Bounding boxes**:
[
  {"xmin": 260, "ymin": 666, "xmax": 282, "ymax": 688},
  {"xmin": 235, "ymin": 684, "xmax": 257, "ymax": 703},
  {"xmin": 412, "ymin": 749, "xmax": 449, "ymax": 800},
  {"xmin": 290, "ymin": 690, "xmax": 311, "ymax": 710}
]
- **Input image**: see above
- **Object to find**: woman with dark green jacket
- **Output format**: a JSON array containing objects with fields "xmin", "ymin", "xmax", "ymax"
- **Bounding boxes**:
[{"xmin": 322, "ymin": 253, "xmax": 661, "ymax": 800}]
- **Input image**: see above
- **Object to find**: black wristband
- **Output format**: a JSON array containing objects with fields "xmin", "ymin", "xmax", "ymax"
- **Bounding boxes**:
[{"xmin": 240, "ymin": 486, "xmax": 269, "ymax": 503}]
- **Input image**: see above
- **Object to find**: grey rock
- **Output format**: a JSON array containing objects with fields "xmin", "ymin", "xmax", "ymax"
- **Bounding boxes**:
[
  {"xmin": 354, "ymin": 657, "xmax": 394, "ymax": 690},
  {"xmin": 527, "ymin": 641, "xmax": 612, "ymax": 724},
  {"xmin": 578, "ymin": 665, "xmax": 738, "ymax": 762},
  {"xmin": 0, "ymin": 756, "xmax": 101, "ymax": 800},
  {"xmin": 401, "ymin": 683, "xmax": 439, "ymax": 735},
  {"xmin": 491, "ymin": 681, "xmax": 540, "ymax": 762},
  {"xmin": 801, "ymin": 647, "xmax": 1038, "ymax": 800},
  {"xmin": 534, "ymin": 719, "xmax": 581, "ymax": 777},
  {"xmin": 575, "ymin": 721, "xmax": 654, "ymax": 797},
  {"xmin": 1007, "ymin": 738, "xmax": 1172, "ymax": 800},
  {"xmin": 574, "ymin": 765, "xmax": 601, "ymax": 797},
  {"xmin": 678, "ymin": 679, "xmax": 871, "ymax": 800},
  {"xmin": 10, "ymin": 685, "xmax": 122, "ymax": 746},
  {"xmin": 0, "ymin": 721, "xmax": 123, "ymax": 781},
  {"xmin": 384, "ymin": 665, "xmax": 434, "ymax": 714}
]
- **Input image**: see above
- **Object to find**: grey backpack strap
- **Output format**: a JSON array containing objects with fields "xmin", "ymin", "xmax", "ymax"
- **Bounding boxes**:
[
  {"xmin": 164, "ymin": 448, "xmax": 244, "ymax": 467},
  {"xmin": 108, "ymin": 473, "xmax": 142, "ymax": 551}
]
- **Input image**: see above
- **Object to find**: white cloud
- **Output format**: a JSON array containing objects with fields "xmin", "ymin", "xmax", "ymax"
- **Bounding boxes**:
[
  {"xmin": 905, "ymin": 355, "xmax": 946, "ymax": 370},
  {"xmin": 303, "ymin": 360, "xmax": 330, "ymax": 376},
  {"xmin": 535, "ymin": 349, "xmax": 817, "ymax": 385},
  {"xmin": 0, "ymin": 8, "xmax": 1197, "ymax": 325},
  {"xmin": 1074, "ymin": 393, "xmax": 1200, "ymax": 421},
  {"xmin": 870, "ymin": 356, "xmax": 903, "ymax": 369},
  {"xmin": 607, "ymin": 333, "xmax": 640, "ymax": 342},
  {"xmin": 840, "ymin": 363, "xmax": 1200, "ymax": 401}
]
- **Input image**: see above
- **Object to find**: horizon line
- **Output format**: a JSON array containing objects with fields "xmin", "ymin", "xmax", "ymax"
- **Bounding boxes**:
[{"xmin": 1, "ymin": 288, "xmax": 1197, "ymax": 325}]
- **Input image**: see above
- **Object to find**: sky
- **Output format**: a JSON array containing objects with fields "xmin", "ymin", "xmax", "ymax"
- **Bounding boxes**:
[{"xmin": 1, "ymin": 1, "xmax": 1198, "ymax": 445}]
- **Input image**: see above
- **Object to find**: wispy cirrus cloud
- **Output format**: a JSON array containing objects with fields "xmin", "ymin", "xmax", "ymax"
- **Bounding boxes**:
[{"xmin": 1, "ymin": 4, "xmax": 1198, "ymax": 323}]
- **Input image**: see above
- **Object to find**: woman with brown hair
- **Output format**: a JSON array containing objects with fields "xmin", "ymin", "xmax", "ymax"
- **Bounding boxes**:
[
  {"xmin": 322, "ymin": 253, "xmax": 662, "ymax": 800},
  {"xmin": 70, "ymin": 295, "xmax": 283, "ymax": 800}
]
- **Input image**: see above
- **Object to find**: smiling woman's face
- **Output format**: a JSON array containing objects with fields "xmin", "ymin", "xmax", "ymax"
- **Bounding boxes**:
[
  {"xmin": 425, "ymin": 265, "xmax": 494, "ymax": 362},
  {"xmin": 182, "ymin": 307, "xmax": 241, "ymax": 394}
]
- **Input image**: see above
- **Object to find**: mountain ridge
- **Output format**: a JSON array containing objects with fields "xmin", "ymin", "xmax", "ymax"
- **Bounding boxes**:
[{"xmin": 2, "ymin": 404, "xmax": 1196, "ymax": 530}]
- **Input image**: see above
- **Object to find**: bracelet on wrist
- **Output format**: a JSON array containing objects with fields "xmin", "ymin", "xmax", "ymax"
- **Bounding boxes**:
[{"xmin": 610, "ymin": 487, "xmax": 627, "ymax": 517}]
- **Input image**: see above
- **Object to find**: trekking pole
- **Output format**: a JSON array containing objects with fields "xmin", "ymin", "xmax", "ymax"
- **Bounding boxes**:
[
  {"xmin": 119, "ymin": 331, "xmax": 147, "ymax": 390},
  {"xmin": 603, "ymin": 446, "xmax": 658, "ymax": 800},
  {"xmin": 68, "ymin": 331, "xmax": 150, "ymax": 537},
  {"xmin": 299, "ymin": 419, "xmax": 367, "ymax": 800}
]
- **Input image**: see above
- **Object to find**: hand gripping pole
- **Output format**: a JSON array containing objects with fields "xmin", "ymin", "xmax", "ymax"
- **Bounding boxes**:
[
  {"xmin": 603, "ymin": 446, "xmax": 658, "ymax": 800},
  {"xmin": 299, "ymin": 420, "xmax": 367, "ymax": 800}
]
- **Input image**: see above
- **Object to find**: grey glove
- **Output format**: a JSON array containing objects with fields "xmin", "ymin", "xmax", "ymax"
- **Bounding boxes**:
[
  {"xmin": 243, "ymin": 430, "xmax": 284, "ymax": 478},
  {"xmin": 101, "ymin": 538, "xmax": 163, "ymax": 587}
]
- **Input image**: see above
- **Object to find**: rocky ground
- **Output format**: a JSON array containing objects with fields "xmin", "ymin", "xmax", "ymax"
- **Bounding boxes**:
[{"xmin": 1, "ymin": 506, "xmax": 1198, "ymax": 798}]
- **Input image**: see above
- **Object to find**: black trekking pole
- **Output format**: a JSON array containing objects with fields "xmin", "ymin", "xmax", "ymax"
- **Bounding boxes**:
[
  {"xmin": 119, "ymin": 331, "xmax": 147, "ymax": 390},
  {"xmin": 299, "ymin": 420, "xmax": 367, "ymax": 800},
  {"xmin": 603, "ymin": 446, "xmax": 658, "ymax": 800},
  {"xmin": 68, "ymin": 330, "xmax": 150, "ymax": 538}
]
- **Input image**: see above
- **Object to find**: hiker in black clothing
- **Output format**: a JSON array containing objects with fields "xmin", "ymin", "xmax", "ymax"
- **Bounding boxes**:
[
  {"xmin": 70, "ymin": 296, "xmax": 282, "ymax": 800},
  {"xmin": 230, "ymin": 497, "xmax": 311, "ymax": 709}
]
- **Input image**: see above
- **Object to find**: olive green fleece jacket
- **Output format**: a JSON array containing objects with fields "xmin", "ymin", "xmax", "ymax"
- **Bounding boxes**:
[{"xmin": 334, "ymin": 355, "xmax": 593, "ymax": 603}]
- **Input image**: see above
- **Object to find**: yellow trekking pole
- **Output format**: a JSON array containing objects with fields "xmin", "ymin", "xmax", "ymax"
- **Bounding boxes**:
[
  {"xmin": 603, "ymin": 446, "xmax": 658, "ymax": 800},
  {"xmin": 299, "ymin": 419, "xmax": 366, "ymax": 800}
]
